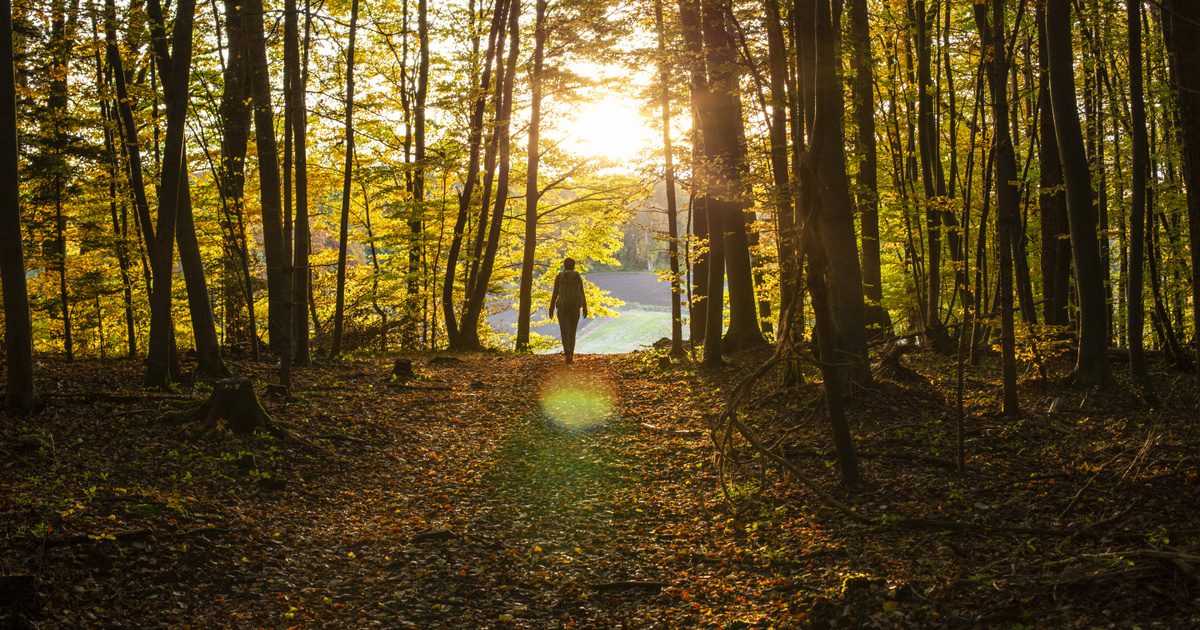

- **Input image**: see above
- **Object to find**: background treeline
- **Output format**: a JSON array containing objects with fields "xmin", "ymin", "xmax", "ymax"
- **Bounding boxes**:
[{"xmin": 1, "ymin": 0, "xmax": 1198, "ymax": 441}]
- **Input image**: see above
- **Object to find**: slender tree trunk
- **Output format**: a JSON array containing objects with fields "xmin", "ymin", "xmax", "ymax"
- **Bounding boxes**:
[
  {"xmin": 48, "ymin": 0, "xmax": 73, "ymax": 360},
  {"xmin": 1126, "ymin": 0, "xmax": 1153, "ymax": 397},
  {"xmin": 0, "ymin": 0, "xmax": 41, "ymax": 411},
  {"xmin": 332, "ymin": 0, "xmax": 360, "ymax": 357},
  {"xmin": 412, "ymin": 0, "xmax": 428, "ymax": 348},
  {"xmin": 288, "ymin": 0, "xmax": 311, "ymax": 365},
  {"xmin": 914, "ymin": 0, "xmax": 948, "ymax": 347},
  {"xmin": 848, "ymin": 0, "xmax": 889, "ymax": 335},
  {"xmin": 679, "ymin": 0, "xmax": 709, "ymax": 345},
  {"xmin": 975, "ymin": 0, "xmax": 1018, "ymax": 415},
  {"xmin": 1045, "ymin": 0, "xmax": 1110, "ymax": 386},
  {"xmin": 516, "ymin": 0, "xmax": 545, "ymax": 352},
  {"xmin": 657, "ymin": 0, "xmax": 685, "ymax": 356},
  {"xmin": 443, "ymin": 0, "xmax": 508, "ymax": 347}
]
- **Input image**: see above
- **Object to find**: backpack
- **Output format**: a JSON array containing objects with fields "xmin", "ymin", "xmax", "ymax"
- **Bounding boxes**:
[{"xmin": 557, "ymin": 270, "xmax": 583, "ymax": 311}]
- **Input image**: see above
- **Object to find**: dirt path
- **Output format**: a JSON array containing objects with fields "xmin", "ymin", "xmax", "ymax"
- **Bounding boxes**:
[
  {"xmin": 7, "ymin": 352, "xmax": 1198, "ymax": 628},
  {"xmin": 3, "ymin": 354, "xmax": 797, "ymax": 628}
]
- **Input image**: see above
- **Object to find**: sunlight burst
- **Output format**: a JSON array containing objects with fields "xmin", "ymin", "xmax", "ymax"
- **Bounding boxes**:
[
  {"xmin": 539, "ymin": 369, "xmax": 615, "ymax": 431},
  {"xmin": 558, "ymin": 95, "xmax": 654, "ymax": 163}
]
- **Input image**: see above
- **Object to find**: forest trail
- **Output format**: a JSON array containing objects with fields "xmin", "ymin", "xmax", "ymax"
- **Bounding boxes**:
[
  {"xmin": 6, "ymin": 351, "xmax": 1200, "ymax": 628},
  {"xmin": 2, "ymin": 354, "xmax": 805, "ymax": 627}
]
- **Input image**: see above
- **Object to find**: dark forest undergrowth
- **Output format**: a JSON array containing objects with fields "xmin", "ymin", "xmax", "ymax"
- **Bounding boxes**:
[{"xmin": 2, "ymin": 348, "xmax": 1199, "ymax": 628}]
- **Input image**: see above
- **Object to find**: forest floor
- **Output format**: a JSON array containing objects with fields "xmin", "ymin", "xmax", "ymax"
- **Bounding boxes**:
[{"xmin": 2, "ymin": 346, "xmax": 1199, "ymax": 628}]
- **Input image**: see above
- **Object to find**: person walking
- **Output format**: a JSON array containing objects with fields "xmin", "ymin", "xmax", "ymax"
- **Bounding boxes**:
[{"xmin": 549, "ymin": 257, "xmax": 588, "ymax": 364}]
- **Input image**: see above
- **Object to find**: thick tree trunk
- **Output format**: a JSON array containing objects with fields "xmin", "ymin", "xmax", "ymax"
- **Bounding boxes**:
[
  {"xmin": 459, "ymin": 0, "xmax": 519, "ymax": 351},
  {"xmin": 813, "ymin": 0, "xmax": 870, "ymax": 384},
  {"xmin": 1037, "ymin": 1, "xmax": 1070, "ymax": 327},
  {"xmin": 243, "ymin": 0, "xmax": 291, "ymax": 384},
  {"xmin": 144, "ymin": 0, "xmax": 196, "ymax": 388},
  {"xmin": 1163, "ymin": 0, "xmax": 1200, "ymax": 379},
  {"xmin": 699, "ymin": 0, "xmax": 766, "ymax": 352},
  {"xmin": 0, "ymin": 0, "xmax": 41, "ymax": 411},
  {"xmin": 218, "ymin": 0, "xmax": 258, "ymax": 358},
  {"xmin": 1045, "ymin": 0, "xmax": 1110, "ymax": 386},
  {"xmin": 679, "ymin": 0, "xmax": 709, "ymax": 345}
]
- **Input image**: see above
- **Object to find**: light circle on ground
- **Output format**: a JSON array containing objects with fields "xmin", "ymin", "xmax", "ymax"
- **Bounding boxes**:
[{"xmin": 539, "ymin": 369, "xmax": 614, "ymax": 431}]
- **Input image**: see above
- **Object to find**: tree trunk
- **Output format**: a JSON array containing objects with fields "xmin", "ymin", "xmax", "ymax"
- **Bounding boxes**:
[
  {"xmin": 975, "ymin": 0, "xmax": 1018, "ymax": 415},
  {"xmin": 332, "ymin": 0, "xmax": 359, "ymax": 357},
  {"xmin": 443, "ymin": 0, "xmax": 509, "ymax": 348},
  {"xmin": 288, "ymin": 0, "xmax": 311, "ymax": 365},
  {"xmin": 243, "ymin": 0, "xmax": 291, "ymax": 384},
  {"xmin": 1125, "ymin": 0, "xmax": 1153, "ymax": 397},
  {"xmin": 657, "ymin": 0, "xmax": 685, "ymax": 357},
  {"xmin": 1163, "ymin": 0, "xmax": 1200, "ymax": 380},
  {"xmin": 218, "ymin": 0, "xmax": 258, "ymax": 358},
  {"xmin": 516, "ymin": 0, "xmax": 546, "ymax": 352},
  {"xmin": 699, "ymin": 0, "xmax": 766, "ymax": 352},
  {"xmin": 914, "ymin": 0, "xmax": 949, "ymax": 348},
  {"xmin": 847, "ymin": 0, "xmax": 890, "ymax": 336},
  {"xmin": 1037, "ymin": 0, "xmax": 1070, "ymax": 327},
  {"xmin": 459, "ymin": 0, "xmax": 519, "ymax": 351},
  {"xmin": 412, "ymin": 0, "xmax": 429, "ymax": 348},
  {"xmin": 813, "ymin": 0, "xmax": 870, "ymax": 384},
  {"xmin": 0, "ymin": 0, "xmax": 41, "ymax": 411},
  {"xmin": 1045, "ymin": 0, "xmax": 1110, "ymax": 386},
  {"xmin": 145, "ymin": 0, "xmax": 197, "ymax": 388}
]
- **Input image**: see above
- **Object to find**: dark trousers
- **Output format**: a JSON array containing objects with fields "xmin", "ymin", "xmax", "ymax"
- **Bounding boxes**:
[{"xmin": 559, "ymin": 308, "xmax": 581, "ymax": 356}]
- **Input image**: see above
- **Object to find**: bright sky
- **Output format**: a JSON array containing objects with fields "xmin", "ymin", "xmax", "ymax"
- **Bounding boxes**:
[
  {"xmin": 549, "ymin": 59, "xmax": 659, "ymax": 164},
  {"xmin": 557, "ymin": 93, "xmax": 657, "ymax": 163}
]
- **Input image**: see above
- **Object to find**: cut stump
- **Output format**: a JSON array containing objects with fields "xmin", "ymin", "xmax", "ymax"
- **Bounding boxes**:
[{"xmin": 160, "ymin": 378, "xmax": 278, "ymax": 436}]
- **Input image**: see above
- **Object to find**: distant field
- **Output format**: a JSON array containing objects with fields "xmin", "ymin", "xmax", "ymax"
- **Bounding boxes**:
[{"xmin": 488, "ymin": 271, "xmax": 687, "ymax": 354}]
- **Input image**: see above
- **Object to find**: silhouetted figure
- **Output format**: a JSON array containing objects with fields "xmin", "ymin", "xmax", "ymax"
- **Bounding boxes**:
[{"xmin": 549, "ymin": 257, "xmax": 588, "ymax": 364}]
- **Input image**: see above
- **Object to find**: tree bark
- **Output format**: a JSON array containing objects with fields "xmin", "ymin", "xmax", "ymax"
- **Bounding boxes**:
[
  {"xmin": 1126, "ymin": 0, "xmax": 1153, "ymax": 397},
  {"xmin": 657, "ymin": 0, "xmax": 685, "ymax": 357},
  {"xmin": 0, "ymin": 0, "xmax": 41, "ymax": 411},
  {"xmin": 516, "ymin": 0, "xmax": 546, "ymax": 352},
  {"xmin": 288, "ymin": 0, "xmax": 311, "ymax": 365},
  {"xmin": 458, "ymin": 0, "xmax": 519, "ymax": 350},
  {"xmin": 847, "ymin": 0, "xmax": 890, "ymax": 336},
  {"xmin": 975, "ymin": 0, "xmax": 1018, "ymax": 415},
  {"xmin": 1045, "ymin": 0, "xmax": 1110, "ymax": 386},
  {"xmin": 243, "ymin": 0, "xmax": 291, "ymax": 384},
  {"xmin": 332, "ymin": 0, "xmax": 360, "ymax": 357},
  {"xmin": 144, "ymin": 0, "xmax": 197, "ymax": 388}
]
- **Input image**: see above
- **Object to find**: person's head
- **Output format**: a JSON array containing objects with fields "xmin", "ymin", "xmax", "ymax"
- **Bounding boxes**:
[{"xmin": 563, "ymin": 257, "xmax": 576, "ymax": 270}]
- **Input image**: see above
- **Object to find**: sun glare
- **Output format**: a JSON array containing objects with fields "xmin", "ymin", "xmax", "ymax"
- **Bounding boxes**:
[
  {"xmin": 539, "ymin": 368, "xmax": 615, "ymax": 431},
  {"xmin": 559, "ymin": 94, "xmax": 655, "ymax": 163}
]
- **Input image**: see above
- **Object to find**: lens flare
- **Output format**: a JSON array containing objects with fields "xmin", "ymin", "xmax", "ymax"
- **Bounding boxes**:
[{"xmin": 539, "ymin": 369, "xmax": 614, "ymax": 431}]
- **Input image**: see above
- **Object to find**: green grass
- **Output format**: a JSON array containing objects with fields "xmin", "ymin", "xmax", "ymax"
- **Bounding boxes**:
[{"xmin": 572, "ymin": 307, "xmax": 677, "ymax": 354}]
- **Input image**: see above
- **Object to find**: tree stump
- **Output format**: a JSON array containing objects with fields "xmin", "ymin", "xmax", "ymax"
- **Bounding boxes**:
[
  {"xmin": 160, "ymin": 378, "xmax": 277, "ymax": 436},
  {"xmin": 392, "ymin": 359, "xmax": 415, "ymax": 381}
]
